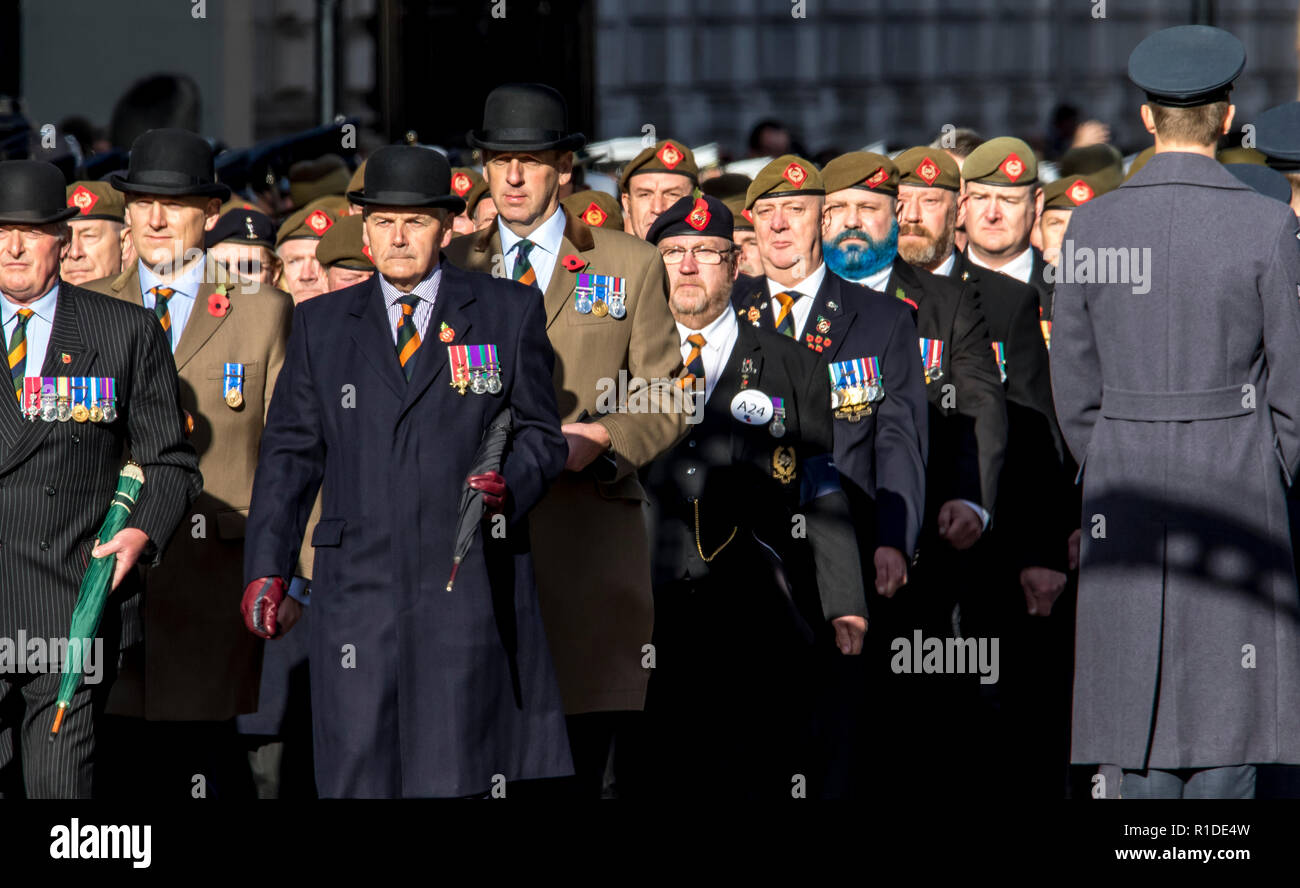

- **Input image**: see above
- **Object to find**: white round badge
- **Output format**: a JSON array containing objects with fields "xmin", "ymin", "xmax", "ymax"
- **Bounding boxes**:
[{"xmin": 730, "ymin": 389, "xmax": 774, "ymax": 425}]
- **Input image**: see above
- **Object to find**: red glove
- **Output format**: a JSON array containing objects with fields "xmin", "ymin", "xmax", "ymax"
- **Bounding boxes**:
[
  {"xmin": 467, "ymin": 471, "xmax": 507, "ymax": 514},
  {"xmin": 241, "ymin": 576, "xmax": 288, "ymax": 639}
]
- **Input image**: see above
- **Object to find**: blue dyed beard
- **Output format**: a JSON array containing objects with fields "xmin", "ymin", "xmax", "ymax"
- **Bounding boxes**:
[{"xmin": 823, "ymin": 219, "xmax": 899, "ymax": 280}]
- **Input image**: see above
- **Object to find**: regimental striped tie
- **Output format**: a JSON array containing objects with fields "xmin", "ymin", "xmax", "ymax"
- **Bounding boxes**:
[
  {"xmin": 395, "ymin": 293, "xmax": 422, "ymax": 381},
  {"xmin": 513, "ymin": 239, "xmax": 538, "ymax": 288},
  {"xmin": 773, "ymin": 291, "xmax": 797, "ymax": 338},
  {"xmin": 677, "ymin": 332, "xmax": 707, "ymax": 390},
  {"xmin": 150, "ymin": 286, "xmax": 176, "ymax": 347},
  {"xmin": 7, "ymin": 308, "xmax": 34, "ymax": 399}
]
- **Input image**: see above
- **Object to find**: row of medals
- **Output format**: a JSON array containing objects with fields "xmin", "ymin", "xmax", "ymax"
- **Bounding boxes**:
[
  {"xmin": 29, "ymin": 397, "xmax": 117, "ymax": 424},
  {"xmin": 458, "ymin": 367, "xmax": 503, "ymax": 395},
  {"xmin": 831, "ymin": 381, "xmax": 884, "ymax": 421},
  {"xmin": 576, "ymin": 294, "xmax": 627, "ymax": 319}
]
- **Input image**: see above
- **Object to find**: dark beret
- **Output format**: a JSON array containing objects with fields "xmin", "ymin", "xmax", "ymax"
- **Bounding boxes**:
[{"xmin": 646, "ymin": 194, "xmax": 734, "ymax": 245}]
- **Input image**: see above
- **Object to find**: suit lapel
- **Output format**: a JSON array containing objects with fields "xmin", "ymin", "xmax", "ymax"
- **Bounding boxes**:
[
  {"xmin": 171, "ymin": 258, "xmax": 230, "ymax": 372},
  {"xmin": 810, "ymin": 273, "xmax": 856, "ymax": 362},
  {"xmin": 539, "ymin": 209, "xmax": 594, "ymax": 330},
  {"xmin": 349, "ymin": 277, "xmax": 406, "ymax": 399},
  {"xmin": 725, "ymin": 322, "xmax": 764, "ymax": 465},
  {"xmin": 399, "ymin": 265, "xmax": 475, "ymax": 419}
]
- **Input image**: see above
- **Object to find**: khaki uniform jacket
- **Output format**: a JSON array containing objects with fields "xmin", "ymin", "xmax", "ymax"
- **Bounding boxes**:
[
  {"xmin": 444, "ymin": 208, "xmax": 686, "ymax": 713},
  {"xmin": 84, "ymin": 257, "xmax": 294, "ymax": 721}
]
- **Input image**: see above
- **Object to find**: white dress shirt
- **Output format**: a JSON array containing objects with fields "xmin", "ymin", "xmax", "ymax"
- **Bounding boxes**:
[
  {"xmin": 139, "ymin": 257, "xmax": 205, "ymax": 352},
  {"xmin": 966, "ymin": 245, "xmax": 1033, "ymax": 284},
  {"xmin": 499, "ymin": 206, "xmax": 567, "ymax": 293},
  {"xmin": 858, "ymin": 265, "xmax": 894, "ymax": 292},
  {"xmin": 379, "ymin": 262, "xmax": 443, "ymax": 343},
  {"xmin": 2, "ymin": 283, "xmax": 58, "ymax": 378},
  {"xmin": 934, "ymin": 250, "xmax": 958, "ymax": 278},
  {"xmin": 676, "ymin": 306, "xmax": 739, "ymax": 404},
  {"xmin": 764, "ymin": 261, "xmax": 827, "ymax": 338}
]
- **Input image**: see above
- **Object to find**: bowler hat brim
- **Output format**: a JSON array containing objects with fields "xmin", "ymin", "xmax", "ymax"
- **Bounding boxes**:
[
  {"xmin": 346, "ymin": 190, "xmax": 466, "ymax": 213},
  {"xmin": 466, "ymin": 130, "xmax": 586, "ymax": 154},
  {"xmin": 109, "ymin": 175, "xmax": 231, "ymax": 201},
  {"xmin": 0, "ymin": 206, "xmax": 81, "ymax": 225}
]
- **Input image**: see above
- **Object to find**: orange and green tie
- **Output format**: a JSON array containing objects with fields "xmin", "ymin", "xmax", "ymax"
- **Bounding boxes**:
[
  {"xmin": 8, "ymin": 308, "xmax": 34, "ymax": 399},
  {"xmin": 513, "ymin": 239, "xmax": 538, "ymax": 288},
  {"xmin": 677, "ymin": 332, "xmax": 707, "ymax": 390},
  {"xmin": 773, "ymin": 292, "xmax": 797, "ymax": 338},
  {"xmin": 395, "ymin": 293, "xmax": 422, "ymax": 381},
  {"xmin": 150, "ymin": 286, "xmax": 175, "ymax": 347}
]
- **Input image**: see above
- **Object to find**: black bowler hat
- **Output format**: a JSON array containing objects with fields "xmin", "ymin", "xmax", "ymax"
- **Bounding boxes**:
[
  {"xmin": 646, "ymin": 194, "xmax": 734, "ymax": 245},
  {"xmin": 1128, "ymin": 25, "xmax": 1245, "ymax": 108},
  {"xmin": 466, "ymin": 83, "xmax": 586, "ymax": 153},
  {"xmin": 0, "ymin": 160, "xmax": 81, "ymax": 224},
  {"xmin": 110, "ymin": 127, "xmax": 231, "ymax": 200},
  {"xmin": 346, "ymin": 145, "xmax": 466, "ymax": 212}
]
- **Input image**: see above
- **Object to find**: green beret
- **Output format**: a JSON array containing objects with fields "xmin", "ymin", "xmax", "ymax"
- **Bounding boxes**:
[
  {"xmin": 1124, "ymin": 145, "xmax": 1156, "ymax": 181},
  {"xmin": 1058, "ymin": 143, "xmax": 1124, "ymax": 194},
  {"xmin": 1217, "ymin": 146, "xmax": 1267, "ymax": 165},
  {"xmin": 562, "ymin": 189, "xmax": 624, "ymax": 230},
  {"xmin": 450, "ymin": 167, "xmax": 484, "ymax": 202},
  {"xmin": 277, "ymin": 197, "xmax": 339, "ymax": 246},
  {"xmin": 893, "ymin": 147, "xmax": 961, "ymax": 191},
  {"xmin": 821, "ymin": 152, "xmax": 898, "ymax": 197},
  {"xmin": 744, "ymin": 154, "xmax": 823, "ymax": 209},
  {"xmin": 65, "ymin": 181, "xmax": 125, "ymax": 222},
  {"xmin": 1042, "ymin": 173, "xmax": 1112, "ymax": 211},
  {"xmin": 723, "ymin": 195, "xmax": 753, "ymax": 230},
  {"xmin": 962, "ymin": 137, "xmax": 1039, "ymax": 186},
  {"xmin": 315, "ymin": 215, "xmax": 374, "ymax": 270},
  {"xmin": 619, "ymin": 140, "xmax": 698, "ymax": 191},
  {"xmin": 289, "ymin": 155, "xmax": 350, "ymax": 207},
  {"xmin": 700, "ymin": 172, "xmax": 752, "ymax": 201}
]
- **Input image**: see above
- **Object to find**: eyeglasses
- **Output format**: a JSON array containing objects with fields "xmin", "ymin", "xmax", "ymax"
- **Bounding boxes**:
[{"xmin": 659, "ymin": 246, "xmax": 734, "ymax": 265}]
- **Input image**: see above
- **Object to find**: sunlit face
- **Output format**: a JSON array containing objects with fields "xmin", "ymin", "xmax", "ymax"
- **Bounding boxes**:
[
  {"xmin": 1038, "ymin": 208, "xmax": 1074, "ymax": 266},
  {"xmin": 61, "ymin": 219, "xmax": 123, "ymax": 285},
  {"xmin": 659, "ymin": 234, "xmax": 738, "ymax": 326},
  {"xmin": 0, "ymin": 223, "xmax": 67, "ymax": 303},
  {"xmin": 277, "ymin": 238, "xmax": 327, "ymax": 303},
  {"xmin": 896, "ymin": 184, "xmax": 958, "ymax": 270},
  {"xmin": 326, "ymin": 265, "xmax": 374, "ymax": 291},
  {"xmin": 482, "ymin": 150, "xmax": 570, "ymax": 232},
  {"xmin": 362, "ymin": 206, "xmax": 449, "ymax": 292},
  {"xmin": 962, "ymin": 181, "xmax": 1041, "ymax": 261},
  {"xmin": 621, "ymin": 172, "xmax": 695, "ymax": 239},
  {"xmin": 822, "ymin": 188, "xmax": 897, "ymax": 277},
  {"xmin": 733, "ymin": 228, "xmax": 762, "ymax": 276},
  {"xmin": 209, "ymin": 241, "xmax": 280, "ymax": 285},
  {"xmin": 752, "ymin": 194, "xmax": 822, "ymax": 283},
  {"xmin": 124, "ymin": 193, "xmax": 219, "ymax": 273}
]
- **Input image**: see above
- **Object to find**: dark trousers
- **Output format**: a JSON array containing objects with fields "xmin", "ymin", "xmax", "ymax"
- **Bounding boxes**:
[
  {"xmin": 0, "ymin": 670, "xmax": 101, "ymax": 798},
  {"xmin": 95, "ymin": 715, "xmax": 255, "ymax": 799}
]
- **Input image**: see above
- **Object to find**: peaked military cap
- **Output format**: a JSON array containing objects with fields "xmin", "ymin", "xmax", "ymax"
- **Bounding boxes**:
[
  {"xmin": 1254, "ymin": 103, "xmax": 1300, "ymax": 171},
  {"xmin": 1128, "ymin": 25, "xmax": 1245, "ymax": 108},
  {"xmin": 1224, "ymin": 163, "xmax": 1292, "ymax": 205}
]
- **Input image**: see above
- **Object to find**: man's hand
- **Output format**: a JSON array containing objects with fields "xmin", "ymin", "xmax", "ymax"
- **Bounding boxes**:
[
  {"xmin": 561, "ymin": 421, "xmax": 612, "ymax": 472},
  {"xmin": 1071, "ymin": 120, "xmax": 1111, "ymax": 148},
  {"xmin": 91, "ymin": 528, "xmax": 151, "ymax": 591},
  {"xmin": 241, "ymin": 576, "xmax": 288, "ymax": 639},
  {"xmin": 1021, "ymin": 566, "xmax": 1066, "ymax": 617},
  {"xmin": 937, "ymin": 500, "xmax": 983, "ymax": 550},
  {"xmin": 1068, "ymin": 528, "xmax": 1082, "ymax": 571},
  {"xmin": 874, "ymin": 546, "xmax": 908, "ymax": 598},
  {"xmin": 276, "ymin": 595, "xmax": 304, "ymax": 637},
  {"xmin": 467, "ymin": 470, "xmax": 508, "ymax": 514},
  {"xmin": 831, "ymin": 615, "xmax": 867, "ymax": 655}
]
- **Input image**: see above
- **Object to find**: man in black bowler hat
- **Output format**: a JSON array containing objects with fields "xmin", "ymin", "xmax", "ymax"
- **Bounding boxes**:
[
  {"xmin": 243, "ymin": 145, "xmax": 573, "ymax": 797},
  {"xmin": 0, "ymin": 159, "xmax": 199, "ymax": 797}
]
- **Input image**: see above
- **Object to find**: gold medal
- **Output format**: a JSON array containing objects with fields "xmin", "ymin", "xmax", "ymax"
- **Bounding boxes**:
[
  {"xmin": 225, "ymin": 388, "xmax": 244, "ymax": 408},
  {"xmin": 89, "ymin": 406, "xmax": 103, "ymax": 423},
  {"xmin": 72, "ymin": 405, "xmax": 89, "ymax": 423},
  {"xmin": 592, "ymin": 300, "xmax": 609, "ymax": 318}
]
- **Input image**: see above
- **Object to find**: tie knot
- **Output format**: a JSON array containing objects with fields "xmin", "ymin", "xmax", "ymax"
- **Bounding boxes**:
[
  {"xmin": 15, "ymin": 308, "xmax": 33, "ymax": 322},
  {"xmin": 151, "ymin": 286, "xmax": 175, "ymax": 301},
  {"xmin": 774, "ymin": 291, "xmax": 795, "ymax": 309},
  {"xmin": 399, "ymin": 293, "xmax": 421, "ymax": 314},
  {"xmin": 516, "ymin": 239, "xmax": 534, "ymax": 257},
  {"xmin": 686, "ymin": 333, "xmax": 707, "ymax": 349}
]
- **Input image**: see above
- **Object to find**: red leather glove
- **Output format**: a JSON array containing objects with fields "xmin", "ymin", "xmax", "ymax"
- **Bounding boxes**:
[
  {"xmin": 467, "ymin": 471, "xmax": 507, "ymax": 514},
  {"xmin": 241, "ymin": 576, "xmax": 287, "ymax": 639}
]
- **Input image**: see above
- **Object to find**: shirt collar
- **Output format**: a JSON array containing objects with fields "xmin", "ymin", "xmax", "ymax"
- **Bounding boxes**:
[
  {"xmin": 857, "ymin": 264, "xmax": 894, "ymax": 292},
  {"xmin": 139, "ymin": 254, "xmax": 205, "ymax": 300},
  {"xmin": 675, "ymin": 303, "xmax": 738, "ymax": 347},
  {"xmin": 966, "ymin": 245, "xmax": 1034, "ymax": 283},
  {"xmin": 2, "ymin": 282, "xmax": 59, "ymax": 327},
  {"xmin": 934, "ymin": 250, "xmax": 958, "ymax": 278},
  {"xmin": 379, "ymin": 261, "xmax": 443, "ymax": 308},
  {"xmin": 765, "ymin": 261, "xmax": 827, "ymax": 300},
  {"xmin": 499, "ymin": 205, "xmax": 567, "ymax": 258}
]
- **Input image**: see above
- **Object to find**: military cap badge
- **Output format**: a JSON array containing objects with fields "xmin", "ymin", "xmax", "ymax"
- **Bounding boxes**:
[
  {"xmin": 1068, "ymin": 180, "xmax": 1095, "ymax": 205},
  {"xmin": 68, "ymin": 185, "xmax": 98, "ymax": 214},
  {"xmin": 657, "ymin": 142, "xmax": 683, "ymax": 169},
  {"xmin": 916, "ymin": 157, "xmax": 940, "ymax": 186},
  {"xmin": 306, "ymin": 209, "xmax": 334, "ymax": 235},
  {"xmin": 686, "ymin": 197, "xmax": 711, "ymax": 230},
  {"xmin": 741, "ymin": 208, "xmax": 753, "ymax": 223},
  {"xmin": 583, "ymin": 202, "xmax": 607, "ymax": 226},
  {"xmin": 865, "ymin": 167, "xmax": 889, "ymax": 189},
  {"xmin": 1000, "ymin": 154, "xmax": 1025, "ymax": 182},
  {"xmin": 783, "ymin": 162, "xmax": 808, "ymax": 188},
  {"xmin": 451, "ymin": 172, "xmax": 473, "ymax": 197}
]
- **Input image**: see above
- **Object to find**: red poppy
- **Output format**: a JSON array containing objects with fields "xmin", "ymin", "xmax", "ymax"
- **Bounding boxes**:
[
  {"xmin": 561, "ymin": 254, "xmax": 585, "ymax": 272},
  {"xmin": 208, "ymin": 289, "xmax": 230, "ymax": 317}
]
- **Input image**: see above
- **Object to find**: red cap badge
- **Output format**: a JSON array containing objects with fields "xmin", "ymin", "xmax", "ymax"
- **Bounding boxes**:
[
  {"xmin": 657, "ymin": 142, "xmax": 683, "ymax": 169},
  {"xmin": 864, "ymin": 167, "xmax": 889, "ymax": 189},
  {"xmin": 782, "ymin": 162, "xmax": 808, "ymax": 188},
  {"xmin": 686, "ymin": 198, "xmax": 710, "ymax": 231},
  {"xmin": 362, "ymin": 244, "xmax": 373, "ymax": 261},
  {"xmin": 916, "ymin": 157, "xmax": 940, "ymax": 186},
  {"xmin": 451, "ymin": 172, "xmax": 472, "ymax": 197},
  {"xmin": 741, "ymin": 208, "xmax": 753, "ymax": 223},
  {"xmin": 583, "ymin": 202, "xmax": 607, "ymax": 227},
  {"xmin": 1000, "ymin": 153, "xmax": 1025, "ymax": 182},
  {"xmin": 306, "ymin": 210, "xmax": 334, "ymax": 235},
  {"xmin": 1067, "ymin": 180, "xmax": 1094, "ymax": 205},
  {"xmin": 68, "ymin": 185, "xmax": 98, "ymax": 214}
]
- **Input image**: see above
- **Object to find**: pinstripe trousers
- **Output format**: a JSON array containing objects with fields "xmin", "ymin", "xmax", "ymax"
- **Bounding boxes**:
[{"xmin": 0, "ymin": 670, "xmax": 98, "ymax": 798}]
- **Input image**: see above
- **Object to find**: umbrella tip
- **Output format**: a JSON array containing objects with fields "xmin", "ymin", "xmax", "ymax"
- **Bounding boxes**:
[{"xmin": 50, "ymin": 703, "xmax": 67, "ymax": 738}]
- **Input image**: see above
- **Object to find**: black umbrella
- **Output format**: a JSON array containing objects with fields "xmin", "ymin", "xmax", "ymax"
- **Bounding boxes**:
[{"xmin": 446, "ymin": 406, "xmax": 513, "ymax": 592}]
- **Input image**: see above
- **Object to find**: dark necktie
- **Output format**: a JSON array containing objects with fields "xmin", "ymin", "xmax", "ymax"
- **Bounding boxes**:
[
  {"xmin": 773, "ymin": 291, "xmax": 797, "ymax": 338},
  {"xmin": 678, "ymin": 332, "xmax": 707, "ymax": 390},
  {"xmin": 513, "ymin": 239, "xmax": 538, "ymax": 288},
  {"xmin": 395, "ymin": 293, "xmax": 423, "ymax": 381},
  {"xmin": 150, "ymin": 286, "xmax": 176, "ymax": 347}
]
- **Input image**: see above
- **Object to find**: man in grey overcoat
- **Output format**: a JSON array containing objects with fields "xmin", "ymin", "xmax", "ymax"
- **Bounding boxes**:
[{"xmin": 1051, "ymin": 25, "xmax": 1300, "ymax": 799}]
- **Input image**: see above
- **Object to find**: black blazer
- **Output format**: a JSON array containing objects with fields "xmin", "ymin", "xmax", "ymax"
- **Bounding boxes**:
[
  {"xmin": 731, "ymin": 270, "xmax": 927, "ymax": 562},
  {"xmin": 644, "ymin": 319, "xmax": 865, "ymax": 622},
  {"xmin": 0, "ymin": 282, "xmax": 200, "ymax": 646}
]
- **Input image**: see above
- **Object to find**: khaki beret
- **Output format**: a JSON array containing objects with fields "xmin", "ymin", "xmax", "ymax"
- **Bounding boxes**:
[
  {"xmin": 1042, "ymin": 173, "xmax": 1113, "ymax": 210},
  {"xmin": 744, "ymin": 154, "xmax": 823, "ymax": 209},
  {"xmin": 289, "ymin": 155, "xmax": 350, "ymax": 207},
  {"xmin": 1124, "ymin": 145, "xmax": 1156, "ymax": 181},
  {"xmin": 315, "ymin": 215, "xmax": 374, "ymax": 271},
  {"xmin": 821, "ymin": 152, "xmax": 899, "ymax": 197},
  {"xmin": 347, "ymin": 160, "xmax": 367, "ymax": 198},
  {"xmin": 65, "ymin": 181, "xmax": 125, "ymax": 222},
  {"xmin": 449, "ymin": 167, "xmax": 484, "ymax": 201},
  {"xmin": 723, "ymin": 195, "xmax": 753, "ymax": 230},
  {"xmin": 277, "ymin": 197, "xmax": 339, "ymax": 246},
  {"xmin": 893, "ymin": 147, "xmax": 961, "ymax": 191},
  {"xmin": 962, "ymin": 137, "xmax": 1039, "ymax": 186},
  {"xmin": 1216, "ymin": 146, "xmax": 1267, "ymax": 165},
  {"xmin": 700, "ymin": 172, "xmax": 752, "ymax": 201},
  {"xmin": 219, "ymin": 197, "xmax": 262, "ymax": 217},
  {"xmin": 619, "ymin": 140, "xmax": 698, "ymax": 191},
  {"xmin": 1057, "ymin": 144, "xmax": 1124, "ymax": 194},
  {"xmin": 561, "ymin": 189, "xmax": 624, "ymax": 230}
]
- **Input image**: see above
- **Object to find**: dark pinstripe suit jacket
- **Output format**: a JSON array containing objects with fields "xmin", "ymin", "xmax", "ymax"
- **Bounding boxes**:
[{"xmin": 0, "ymin": 282, "xmax": 200, "ymax": 649}]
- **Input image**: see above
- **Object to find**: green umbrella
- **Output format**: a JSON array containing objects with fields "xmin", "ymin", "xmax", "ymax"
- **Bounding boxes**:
[{"xmin": 50, "ymin": 463, "xmax": 145, "ymax": 737}]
